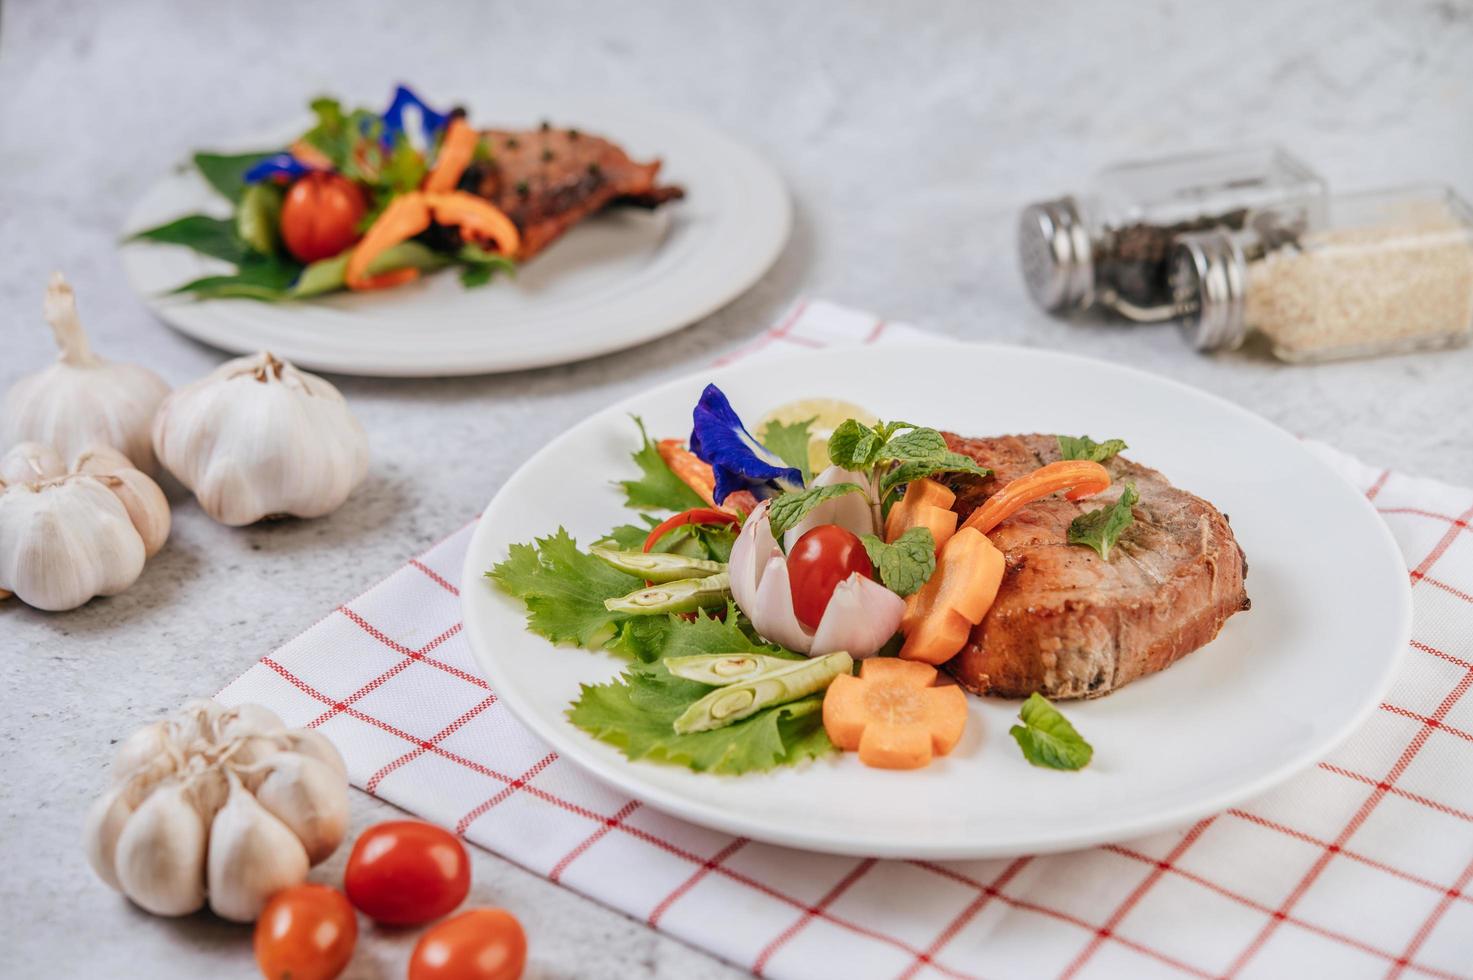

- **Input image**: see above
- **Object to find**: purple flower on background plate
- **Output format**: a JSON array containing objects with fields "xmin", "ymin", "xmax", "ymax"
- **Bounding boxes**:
[
  {"xmin": 242, "ymin": 153, "xmax": 316, "ymax": 185},
  {"xmin": 690, "ymin": 384, "xmax": 804, "ymax": 503}
]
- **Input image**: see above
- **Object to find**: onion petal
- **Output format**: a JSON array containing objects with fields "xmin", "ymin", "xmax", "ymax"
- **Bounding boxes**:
[
  {"xmin": 750, "ymin": 554, "xmax": 814, "ymax": 654},
  {"xmin": 782, "ymin": 465, "xmax": 878, "ymax": 551},
  {"xmin": 811, "ymin": 573, "xmax": 906, "ymax": 657}
]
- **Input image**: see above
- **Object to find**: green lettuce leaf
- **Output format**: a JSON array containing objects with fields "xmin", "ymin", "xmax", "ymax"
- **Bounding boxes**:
[
  {"xmin": 1009, "ymin": 693, "xmax": 1093, "ymax": 770},
  {"xmin": 758, "ymin": 417, "xmax": 815, "ymax": 484},
  {"xmin": 567, "ymin": 659, "xmax": 832, "ymax": 774},
  {"xmin": 607, "ymin": 603, "xmax": 796, "ymax": 664},
  {"xmin": 618, "ymin": 418, "xmax": 708, "ymax": 512},
  {"xmin": 1058, "ymin": 435, "xmax": 1128, "ymax": 463},
  {"xmin": 486, "ymin": 528, "xmax": 640, "ymax": 649},
  {"xmin": 1067, "ymin": 482, "xmax": 1139, "ymax": 560},
  {"xmin": 193, "ymin": 150, "xmax": 282, "ymax": 203},
  {"xmin": 859, "ymin": 526, "xmax": 936, "ymax": 597}
]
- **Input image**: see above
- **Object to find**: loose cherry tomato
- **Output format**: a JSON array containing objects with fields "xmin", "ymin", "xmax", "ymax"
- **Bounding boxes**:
[
  {"xmin": 280, "ymin": 172, "xmax": 367, "ymax": 262},
  {"xmin": 786, "ymin": 524, "xmax": 874, "ymax": 629},
  {"xmin": 343, "ymin": 821, "xmax": 470, "ymax": 926},
  {"xmin": 409, "ymin": 908, "xmax": 527, "ymax": 980},
  {"xmin": 253, "ymin": 883, "xmax": 357, "ymax": 980}
]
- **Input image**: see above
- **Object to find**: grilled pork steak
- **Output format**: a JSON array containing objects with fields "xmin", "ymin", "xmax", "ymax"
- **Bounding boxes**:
[
  {"xmin": 943, "ymin": 433, "xmax": 1249, "ymax": 699},
  {"xmin": 464, "ymin": 126, "xmax": 684, "ymax": 259}
]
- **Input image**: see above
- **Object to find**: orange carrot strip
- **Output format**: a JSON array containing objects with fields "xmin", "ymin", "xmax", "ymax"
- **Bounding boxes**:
[
  {"xmin": 424, "ymin": 192, "xmax": 521, "ymax": 258},
  {"xmin": 961, "ymin": 460, "xmax": 1111, "ymax": 535},
  {"xmin": 423, "ymin": 119, "xmax": 478, "ymax": 194},
  {"xmin": 899, "ymin": 527, "xmax": 1006, "ymax": 665},
  {"xmin": 346, "ymin": 193, "xmax": 431, "ymax": 291},
  {"xmin": 289, "ymin": 140, "xmax": 334, "ymax": 170},
  {"xmin": 655, "ymin": 440, "xmax": 755, "ymax": 516}
]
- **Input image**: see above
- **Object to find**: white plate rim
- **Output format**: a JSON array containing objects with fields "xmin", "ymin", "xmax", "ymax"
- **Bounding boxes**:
[
  {"xmin": 118, "ymin": 97, "xmax": 791, "ymax": 377},
  {"xmin": 459, "ymin": 343, "xmax": 1411, "ymax": 859}
]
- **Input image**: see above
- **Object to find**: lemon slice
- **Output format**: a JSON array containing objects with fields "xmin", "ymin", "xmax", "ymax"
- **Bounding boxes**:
[{"xmin": 757, "ymin": 398, "xmax": 878, "ymax": 475}]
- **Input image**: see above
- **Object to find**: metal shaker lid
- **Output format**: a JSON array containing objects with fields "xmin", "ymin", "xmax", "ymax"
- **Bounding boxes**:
[
  {"xmin": 1169, "ymin": 230, "xmax": 1250, "ymax": 351},
  {"xmin": 1017, "ymin": 197, "xmax": 1093, "ymax": 312}
]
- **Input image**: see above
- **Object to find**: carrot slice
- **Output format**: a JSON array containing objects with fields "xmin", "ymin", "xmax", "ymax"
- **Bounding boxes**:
[
  {"xmin": 655, "ymin": 439, "xmax": 755, "ymax": 516},
  {"xmin": 424, "ymin": 192, "xmax": 521, "ymax": 258},
  {"xmin": 822, "ymin": 660, "xmax": 968, "ymax": 770},
  {"xmin": 899, "ymin": 527, "xmax": 1006, "ymax": 665},
  {"xmin": 961, "ymin": 460, "xmax": 1110, "ymax": 534},
  {"xmin": 345, "ymin": 193, "xmax": 431, "ymax": 290},
  {"xmin": 884, "ymin": 478, "xmax": 958, "ymax": 551},
  {"xmin": 423, "ymin": 118, "xmax": 478, "ymax": 194},
  {"xmin": 289, "ymin": 139, "xmax": 334, "ymax": 170}
]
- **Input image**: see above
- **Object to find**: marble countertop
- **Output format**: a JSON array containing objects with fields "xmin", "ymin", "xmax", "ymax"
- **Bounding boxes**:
[{"xmin": 2, "ymin": 1, "xmax": 1470, "ymax": 976}]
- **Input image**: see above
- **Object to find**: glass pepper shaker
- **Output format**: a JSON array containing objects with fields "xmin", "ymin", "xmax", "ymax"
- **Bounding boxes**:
[
  {"xmin": 1170, "ymin": 185, "xmax": 1473, "ymax": 362},
  {"xmin": 1018, "ymin": 146, "xmax": 1327, "ymax": 321}
]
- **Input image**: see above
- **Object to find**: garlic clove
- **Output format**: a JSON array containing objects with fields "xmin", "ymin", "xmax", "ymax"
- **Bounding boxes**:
[
  {"xmin": 0, "ymin": 442, "xmax": 66, "ymax": 484},
  {"xmin": 218, "ymin": 702, "xmax": 285, "ymax": 739},
  {"xmin": 281, "ymin": 728, "xmax": 348, "ymax": 780},
  {"xmin": 74, "ymin": 446, "xmax": 171, "ymax": 558},
  {"xmin": 206, "ymin": 773, "xmax": 309, "ymax": 922},
  {"xmin": 113, "ymin": 720, "xmax": 174, "ymax": 781},
  {"xmin": 252, "ymin": 752, "xmax": 349, "ymax": 865},
  {"xmin": 114, "ymin": 781, "xmax": 208, "ymax": 916},
  {"xmin": 152, "ymin": 351, "xmax": 369, "ymax": 526},
  {"xmin": 2, "ymin": 274, "xmax": 170, "ymax": 475},
  {"xmin": 83, "ymin": 786, "xmax": 137, "ymax": 892},
  {"xmin": 0, "ymin": 478, "xmax": 146, "ymax": 611}
]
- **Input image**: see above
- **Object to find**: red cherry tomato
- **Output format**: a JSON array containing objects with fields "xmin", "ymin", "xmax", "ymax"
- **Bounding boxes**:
[
  {"xmin": 786, "ymin": 524, "xmax": 874, "ymax": 629},
  {"xmin": 253, "ymin": 883, "xmax": 357, "ymax": 980},
  {"xmin": 280, "ymin": 172, "xmax": 367, "ymax": 262},
  {"xmin": 409, "ymin": 908, "xmax": 527, "ymax": 980},
  {"xmin": 343, "ymin": 821, "xmax": 470, "ymax": 926}
]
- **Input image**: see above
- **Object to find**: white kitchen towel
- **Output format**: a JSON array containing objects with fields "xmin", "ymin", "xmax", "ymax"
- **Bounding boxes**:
[{"xmin": 221, "ymin": 299, "xmax": 1473, "ymax": 979}]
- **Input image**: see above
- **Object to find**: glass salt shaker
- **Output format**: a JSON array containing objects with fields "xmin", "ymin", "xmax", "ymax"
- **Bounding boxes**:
[
  {"xmin": 1018, "ymin": 146, "xmax": 1326, "ymax": 321},
  {"xmin": 1170, "ymin": 185, "xmax": 1473, "ymax": 362}
]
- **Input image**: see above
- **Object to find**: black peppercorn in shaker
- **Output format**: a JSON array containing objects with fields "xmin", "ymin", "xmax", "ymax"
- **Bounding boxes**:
[{"xmin": 1018, "ymin": 146, "xmax": 1326, "ymax": 322}]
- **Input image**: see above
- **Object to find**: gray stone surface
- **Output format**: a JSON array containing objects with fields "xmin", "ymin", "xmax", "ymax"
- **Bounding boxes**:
[{"xmin": 1, "ymin": 0, "xmax": 1469, "ymax": 977}]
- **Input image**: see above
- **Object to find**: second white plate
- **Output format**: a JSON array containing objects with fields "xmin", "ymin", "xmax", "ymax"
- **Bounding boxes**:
[
  {"xmin": 461, "ymin": 345, "xmax": 1410, "ymax": 859},
  {"xmin": 120, "ymin": 95, "xmax": 790, "ymax": 377}
]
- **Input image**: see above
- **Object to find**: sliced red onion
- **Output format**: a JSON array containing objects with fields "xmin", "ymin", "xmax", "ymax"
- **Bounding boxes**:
[
  {"xmin": 749, "ymin": 553, "xmax": 815, "ymax": 654},
  {"xmin": 728, "ymin": 499, "xmax": 777, "ymax": 615},
  {"xmin": 810, "ymin": 572, "xmax": 907, "ymax": 657},
  {"xmin": 782, "ymin": 465, "xmax": 879, "ymax": 552}
]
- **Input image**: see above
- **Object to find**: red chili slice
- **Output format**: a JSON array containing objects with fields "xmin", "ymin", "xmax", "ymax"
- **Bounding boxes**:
[{"xmin": 643, "ymin": 508, "xmax": 741, "ymax": 553}]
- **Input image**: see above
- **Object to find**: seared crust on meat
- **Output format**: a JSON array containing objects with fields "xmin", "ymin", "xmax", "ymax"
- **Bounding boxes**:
[
  {"xmin": 943, "ymin": 434, "xmax": 1249, "ymax": 699},
  {"xmin": 465, "ymin": 126, "xmax": 684, "ymax": 259}
]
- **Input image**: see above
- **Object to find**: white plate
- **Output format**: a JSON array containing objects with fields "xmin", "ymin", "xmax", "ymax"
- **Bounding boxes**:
[
  {"xmin": 120, "ymin": 96, "xmax": 789, "ymax": 377},
  {"xmin": 460, "ymin": 345, "xmax": 1410, "ymax": 859}
]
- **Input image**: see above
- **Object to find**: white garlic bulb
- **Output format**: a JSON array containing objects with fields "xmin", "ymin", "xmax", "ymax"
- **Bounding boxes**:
[
  {"xmin": 152, "ymin": 351, "xmax": 369, "ymax": 526},
  {"xmin": 3, "ymin": 273, "xmax": 170, "ymax": 475},
  {"xmin": 84, "ymin": 700, "xmax": 349, "ymax": 923},
  {"xmin": 0, "ymin": 442, "xmax": 170, "ymax": 611}
]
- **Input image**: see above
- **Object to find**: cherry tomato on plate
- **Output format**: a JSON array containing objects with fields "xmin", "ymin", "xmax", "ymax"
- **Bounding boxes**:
[
  {"xmin": 786, "ymin": 524, "xmax": 874, "ymax": 629},
  {"xmin": 343, "ymin": 820, "xmax": 471, "ymax": 926},
  {"xmin": 280, "ymin": 172, "xmax": 367, "ymax": 263},
  {"xmin": 409, "ymin": 908, "xmax": 527, "ymax": 980},
  {"xmin": 253, "ymin": 883, "xmax": 357, "ymax": 980}
]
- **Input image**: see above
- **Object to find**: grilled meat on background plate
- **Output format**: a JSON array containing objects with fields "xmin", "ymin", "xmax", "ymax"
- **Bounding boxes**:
[
  {"xmin": 462, "ymin": 125, "xmax": 684, "ymax": 259},
  {"xmin": 943, "ymin": 433, "xmax": 1250, "ymax": 700}
]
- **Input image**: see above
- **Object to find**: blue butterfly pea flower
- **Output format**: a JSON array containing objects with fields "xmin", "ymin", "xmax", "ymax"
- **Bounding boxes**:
[
  {"xmin": 381, "ymin": 85, "xmax": 451, "ymax": 148},
  {"xmin": 689, "ymin": 384, "xmax": 804, "ymax": 503},
  {"xmin": 242, "ymin": 153, "xmax": 316, "ymax": 185}
]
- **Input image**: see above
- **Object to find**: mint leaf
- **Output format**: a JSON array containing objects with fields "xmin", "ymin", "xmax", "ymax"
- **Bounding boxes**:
[
  {"xmin": 568, "ymin": 661, "xmax": 831, "ymax": 774},
  {"xmin": 193, "ymin": 151, "xmax": 282, "ymax": 203},
  {"xmin": 1058, "ymin": 435, "xmax": 1128, "ymax": 463},
  {"xmin": 881, "ymin": 451, "xmax": 990, "ymax": 497},
  {"xmin": 619, "ymin": 418, "xmax": 708, "ymax": 512},
  {"xmin": 859, "ymin": 527, "xmax": 936, "ymax": 597},
  {"xmin": 1009, "ymin": 693, "xmax": 1093, "ymax": 770},
  {"xmin": 486, "ymin": 528, "xmax": 641, "ymax": 649},
  {"xmin": 878, "ymin": 428, "xmax": 949, "ymax": 462},
  {"xmin": 766, "ymin": 483, "xmax": 867, "ymax": 540},
  {"xmin": 131, "ymin": 215, "xmax": 252, "ymax": 264},
  {"xmin": 758, "ymin": 417, "xmax": 815, "ymax": 484},
  {"xmin": 1067, "ymin": 482, "xmax": 1139, "ymax": 560},
  {"xmin": 826, "ymin": 419, "xmax": 883, "ymax": 469}
]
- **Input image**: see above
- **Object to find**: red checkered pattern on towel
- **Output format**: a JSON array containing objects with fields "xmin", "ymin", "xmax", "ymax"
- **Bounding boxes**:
[{"xmin": 219, "ymin": 300, "xmax": 1473, "ymax": 979}]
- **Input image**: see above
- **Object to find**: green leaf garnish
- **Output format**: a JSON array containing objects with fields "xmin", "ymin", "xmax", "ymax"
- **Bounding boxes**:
[
  {"xmin": 758, "ymin": 417, "xmax": 816, "ymax": 484},
  {"xmin": 1009, "ymin": 693, "xmax": 1093, "ymax": 770},
  {"xmin": 1058, "ymin": 435, "xmax": 1128, "ymax": 463},
  {"xmin": 859, "ymin": 527, "xmax": 936, "ymax": 597},
  {"xmin": 192, "ymin": 151, "xmax": 282, "ymax": 204},
  {"xmin": 486, "ymin": 528, "xmax": 641, "ymax": 649},
  {"xmin": 618, "ymin": 418, "xmax": 709, "ymax": 512},
  {"xmin": 131, "ymin": 215, "xmax": 253, "ymax": 264},
  {"xmin": 766, "ymin": 483, "xmax": 868, "ymax": 540},
  {"xmin": 169, "ymin": 257, "xmax": 300, "ymax": 300},
  {"xmin": 826, "ymin": 419, "xmax": 989, "ymax": 502},
  {"xmin": 568, "ymin": 656, "xmax": 832, "ymax": 774},
  {"xmin": 1067, "ymin": 482, "xmax": 1139, "ymax": 560},
  {"xmin": 608, "ymin": 602, "xmax": 796, "ymax": 664}
]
